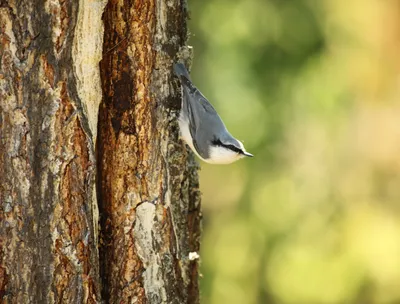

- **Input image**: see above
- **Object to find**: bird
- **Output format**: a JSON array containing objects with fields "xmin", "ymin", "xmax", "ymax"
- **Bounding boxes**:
[{"xmin": 173, "ymin": 62, "xmax": 253, "ymax": 164}]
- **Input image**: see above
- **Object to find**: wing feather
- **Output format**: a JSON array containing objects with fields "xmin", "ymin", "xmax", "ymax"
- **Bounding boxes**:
[{"xmin": 178, "ymin": 73, "xmax": 226, "ymax": 158}]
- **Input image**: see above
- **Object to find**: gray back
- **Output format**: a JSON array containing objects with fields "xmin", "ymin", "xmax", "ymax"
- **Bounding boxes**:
[
  {"xmin": 174, "ymin": 63, "xmax": 236, "ymax": 159},
  {"xmin": 181, "ymin": 79, "xmax": 228, "ymax": 159}
]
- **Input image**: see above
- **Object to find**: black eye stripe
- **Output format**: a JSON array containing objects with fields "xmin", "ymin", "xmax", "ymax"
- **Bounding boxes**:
[
  {"xmin": 226, "ymin": 144, "xmax": 243, "ymax": 154},
  {"xmin": 211, "ymin": 139, "xmax": 243, "ymax": 154}
]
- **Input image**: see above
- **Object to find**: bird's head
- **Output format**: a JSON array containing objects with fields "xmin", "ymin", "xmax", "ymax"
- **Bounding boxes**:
[{"xmin": 206, "ymin": 136, "xmax": 253, "ymax": 164}]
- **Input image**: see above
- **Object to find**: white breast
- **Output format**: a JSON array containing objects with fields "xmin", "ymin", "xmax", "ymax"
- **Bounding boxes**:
[{"xmin": 179, "ymin": 114, "xmax": 243, "ymax": 164}]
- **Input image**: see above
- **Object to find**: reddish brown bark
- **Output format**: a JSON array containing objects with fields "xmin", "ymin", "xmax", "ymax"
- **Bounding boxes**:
[
  {"xmin": 98, "ymin": 0, "xmax": 201, "ymax": 303},
  {"xmin": 0, "ymin": 1, "xmax": 101, "ymax": 302},
  {"xmin": 0, "ymin": 0, "xmax": 201, "ymax": 303}
]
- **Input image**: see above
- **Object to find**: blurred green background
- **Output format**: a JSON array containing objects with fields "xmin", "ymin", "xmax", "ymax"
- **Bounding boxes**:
[{"xmin": 186, "ymin": 0, "xmax": 400, "ymax": 303}]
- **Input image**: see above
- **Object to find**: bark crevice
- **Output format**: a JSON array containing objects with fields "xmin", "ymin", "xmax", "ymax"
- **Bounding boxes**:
[{"xmin": 0, "ymin": 0, "xmax": 200, "ymax": 302}]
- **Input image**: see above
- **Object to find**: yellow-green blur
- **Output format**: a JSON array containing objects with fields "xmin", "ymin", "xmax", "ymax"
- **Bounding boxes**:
[{"xmin": 188, "ymin": 0, "xmax": 400, "ymax": 303}]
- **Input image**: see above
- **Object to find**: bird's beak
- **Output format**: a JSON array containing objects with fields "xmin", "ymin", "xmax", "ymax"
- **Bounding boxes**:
[{"xmin": 243, "ymin": 151, "xmax": 253, "ymax": 157}]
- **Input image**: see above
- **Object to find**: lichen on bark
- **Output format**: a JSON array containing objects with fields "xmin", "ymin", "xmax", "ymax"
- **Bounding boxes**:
[
  {"xmin": 0, "ymin": 0, "xmax": 102, "ymax": 302},
  {"xmin": 0, "ymin": 0, "xmax": 200, "ymax": 302},
  {"xmin": 98, "ymin": 0, "xmax": 201, "ymax": 303}
]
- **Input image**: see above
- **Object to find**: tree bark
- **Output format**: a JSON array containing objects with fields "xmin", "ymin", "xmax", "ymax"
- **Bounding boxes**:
[
  {"xmin": 98, "ymin": 0, "xmax": 201, "ymax": 303},
  {"xmin": 0, "ymin": 0, "xmax": 201, "ymax": 303}
]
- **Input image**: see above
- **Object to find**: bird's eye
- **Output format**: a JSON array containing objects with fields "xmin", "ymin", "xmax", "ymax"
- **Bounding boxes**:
[
  {"xmin": 226, "ymin": 144, "xmax": 243, "ymax": 154},
  {"xmin": 212, "ymin": 139, "xmax": 243, "ymax": 154},
  {"xmin": 211, "ymin": 138, "xmax": 224, "ymax": 146}
]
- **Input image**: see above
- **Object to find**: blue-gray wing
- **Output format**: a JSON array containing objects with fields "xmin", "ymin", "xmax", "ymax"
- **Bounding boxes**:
[{"xmin": 180, "ymin": 76, "xmax": 225, "ymax": 158}]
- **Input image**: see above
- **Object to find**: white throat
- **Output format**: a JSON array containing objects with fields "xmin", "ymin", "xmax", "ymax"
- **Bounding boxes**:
[{"xmin": 207, "ymin": 145, "xmax": 244, "ymax": 164}]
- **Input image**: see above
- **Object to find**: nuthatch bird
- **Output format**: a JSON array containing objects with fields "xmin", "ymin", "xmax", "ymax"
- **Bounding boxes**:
[{"xmin": 174, "ymin": 63, "xmax": 253, "ymax": 164}]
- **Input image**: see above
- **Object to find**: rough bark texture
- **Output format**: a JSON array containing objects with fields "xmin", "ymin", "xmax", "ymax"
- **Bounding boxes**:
[
  {"xmin": 98, "ymin": 0, "xmax": 201, "ymax": 303},
  {"xmin": 0, "ymin": 0, "xmax": 201, "ymax": 303},
  {"xmin": 0, "ymin": 0, "xmax": 104, "ymax": 302}
]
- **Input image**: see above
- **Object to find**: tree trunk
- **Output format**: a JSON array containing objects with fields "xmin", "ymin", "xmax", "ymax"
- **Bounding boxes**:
[
  {"xmin": 98, "ymin": 0, "xmax": 201, "ymax": 303},
  {"xmin": 0, "ymin": 0, "xmax": 201, "ymax": 303}
]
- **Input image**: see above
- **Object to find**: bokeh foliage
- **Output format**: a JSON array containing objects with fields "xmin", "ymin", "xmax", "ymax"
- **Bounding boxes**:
[{"xmin": 187, "ymin": 0, "xmax": 400, "ymax": 303}]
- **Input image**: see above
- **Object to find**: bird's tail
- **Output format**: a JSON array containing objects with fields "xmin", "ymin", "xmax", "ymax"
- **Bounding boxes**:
[{"xmin": 173, "ymin": 62, "xmax": 191, "ymax": 80}]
